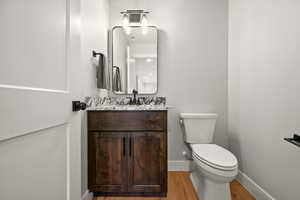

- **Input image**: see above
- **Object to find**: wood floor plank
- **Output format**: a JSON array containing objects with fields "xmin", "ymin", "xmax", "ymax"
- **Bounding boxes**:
[
  {"xmin": 230, "ymin": 180, "xmax": 255, "ymax": 200},
  {"xmin": 94, "ymin": 171, "xmax": 255, "ymax": 200},
  {"xmin": 177, "ymin": 172, "xmax": 198, "ymax": 200}
]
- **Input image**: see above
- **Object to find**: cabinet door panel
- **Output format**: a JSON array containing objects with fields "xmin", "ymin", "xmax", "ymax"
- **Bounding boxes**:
[
  {"xmin": 128, "ymin": 132, "xmax": 166, "ymax": 193},
  {"xmin": 88, "ymin": 132, "xmax": 127, "ymax": 193}
]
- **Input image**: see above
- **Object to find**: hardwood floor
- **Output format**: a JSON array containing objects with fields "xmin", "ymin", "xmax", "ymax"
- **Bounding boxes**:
[
  {"xmin": 94, "ymin": 171, "xmax": 255, "ymax": 200},
  {"xmin": 230, "ymin": 179, "xmax": 256, "ymax": 200}
]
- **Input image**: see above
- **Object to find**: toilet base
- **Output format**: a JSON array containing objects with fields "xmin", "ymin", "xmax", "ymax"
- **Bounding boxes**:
[{"xmin": 190, "ymin": 169, "xmax": 231, "ymax": 200}]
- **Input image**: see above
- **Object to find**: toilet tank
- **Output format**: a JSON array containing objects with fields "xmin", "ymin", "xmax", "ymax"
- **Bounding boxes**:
[{"xmin": 180, "ymin": 113, "xmax": 217, "ymax": 144}]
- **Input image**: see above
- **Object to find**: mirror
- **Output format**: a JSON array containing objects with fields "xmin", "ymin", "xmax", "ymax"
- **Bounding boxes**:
[{"xmin": 112, "ymin": 26, "xmax": 158, "ymax": 94}]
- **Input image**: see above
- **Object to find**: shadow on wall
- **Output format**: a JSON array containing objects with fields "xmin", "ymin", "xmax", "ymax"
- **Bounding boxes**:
[
  {"xmin": 228, "ymin": 132, "xmax": 243, "ymax": 171},
  {"xmin": 157, "ymin": 29, "xmax": 229, "ymax": 161}
]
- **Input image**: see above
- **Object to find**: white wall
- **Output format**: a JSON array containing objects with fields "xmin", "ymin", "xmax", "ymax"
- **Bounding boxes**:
[
  {"xmin": 228, "ymin": 0, "xmax": 300, "ymax": 199},
  {"xmin": 110, "ymin": 0, "xmax": 229, "ymax": 160},
  {"xmin": 80, "ymin": 0, "xmax": 109, "ymax": 195}
]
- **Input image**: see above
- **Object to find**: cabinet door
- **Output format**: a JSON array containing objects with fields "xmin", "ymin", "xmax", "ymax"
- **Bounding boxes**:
[
  {"xmin": 128, "ymin": 132, "xmax": 167, "ymax": 194},
  {"xmin": 88, "ymin": 132, "xmax": 127, "ymax": 193}
]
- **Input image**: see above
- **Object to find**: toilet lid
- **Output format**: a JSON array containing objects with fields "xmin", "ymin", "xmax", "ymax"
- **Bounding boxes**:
[{"xmin": 191, "ymin": 144, "xmax": 238, "ymax": 170}]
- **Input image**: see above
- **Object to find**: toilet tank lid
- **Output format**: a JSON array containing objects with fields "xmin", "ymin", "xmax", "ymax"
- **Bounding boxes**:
[{"xmin": 180, "ymin": 113, "xmax": 218, "ymax": 119}]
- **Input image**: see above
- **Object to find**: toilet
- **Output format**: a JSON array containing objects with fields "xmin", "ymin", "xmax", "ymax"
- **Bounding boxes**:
[{"xmin": 180, "ymin": 113, "xmax": 238, "ymax": 200}]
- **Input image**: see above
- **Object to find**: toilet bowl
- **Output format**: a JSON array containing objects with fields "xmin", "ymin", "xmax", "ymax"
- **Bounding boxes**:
[
  {"xmin": 179, "ymin": 113, "xmax": 238, "ymax": 200},
  {"xmin": 190, "ymin": 144, "xmax": 238, "ymax": 200}
]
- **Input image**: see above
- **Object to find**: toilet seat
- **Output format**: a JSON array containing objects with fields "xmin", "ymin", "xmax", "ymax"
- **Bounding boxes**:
[{"xmin": 191, "ymin": 144, "xmax": 237, "ymax": 171}]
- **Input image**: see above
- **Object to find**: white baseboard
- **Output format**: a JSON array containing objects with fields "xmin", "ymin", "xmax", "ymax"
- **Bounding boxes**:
[
  {"xmin": 168, "ymin": 160, "xmax": 191, "ymax": 171},
  {"xmin": 81, "ymin": 190, "xmax": 93, "ymax": 200},
  {"xmin": 237, "ymin": 170, "xmax": 276, "ymax": 200}
]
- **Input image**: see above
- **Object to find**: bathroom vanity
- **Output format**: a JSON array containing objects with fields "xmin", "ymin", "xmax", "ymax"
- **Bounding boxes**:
[
  {"xmin": 87, "ymin": 23, "xmax": 166, "ymax": 197},
  {"xmin": 87, "ymin": 110, "xmax": 167, "ymax": 197}
]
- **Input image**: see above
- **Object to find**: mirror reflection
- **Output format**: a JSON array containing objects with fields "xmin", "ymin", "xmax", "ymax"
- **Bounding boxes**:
[{"xmin": 112, "ymin": 26, "xmax": 158, "ymax": 94}]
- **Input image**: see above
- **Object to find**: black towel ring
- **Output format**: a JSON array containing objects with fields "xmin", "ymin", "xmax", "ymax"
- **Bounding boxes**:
[{"xmin": 92, "ymin": 50, "xmax": 104, "ymax": 57}]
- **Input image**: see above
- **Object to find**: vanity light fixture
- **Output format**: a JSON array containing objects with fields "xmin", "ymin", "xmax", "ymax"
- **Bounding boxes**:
[{"xmin": 121, "ymin": 10, "xmax": 149, "ymax": 35}]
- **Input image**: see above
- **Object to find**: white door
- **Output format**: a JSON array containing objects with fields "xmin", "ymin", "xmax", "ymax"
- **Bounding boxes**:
[{"xmin": 0, "ymin": 0, "xmax": 81, "ymax": 200}]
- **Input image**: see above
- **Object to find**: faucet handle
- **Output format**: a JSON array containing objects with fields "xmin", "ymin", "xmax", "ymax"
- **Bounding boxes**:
[
  {"xmin": 132, "ymin": 89, "xmax": 138, "ymax": 95},
  {"xmin": 131, "ymin": 89, "xmax": 138, "ymax": 105}
]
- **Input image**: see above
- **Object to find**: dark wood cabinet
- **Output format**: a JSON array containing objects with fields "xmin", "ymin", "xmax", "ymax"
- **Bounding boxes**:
[
  {"xmin": 88, "ymin": 132, "xmax": 127, "ymax": 193},
  {"xmin": 128, "ymin": 132, "xmax": 166, "ymax": 193},
  {"xmin": 88, "ymin": 111, "xmax": 167, "ymax": 197}
]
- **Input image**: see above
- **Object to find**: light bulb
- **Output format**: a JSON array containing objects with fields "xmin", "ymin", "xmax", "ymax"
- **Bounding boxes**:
[
  {"xmin": 141, "ymin": 14, "xmax": 148, "ymax": 35},
  {"xmin": 141, "ymin": 14, "xmax": 148, "ymax": 26},
  {"xmin": 122, "ymin": 14, "xmax": 131, "ymax": 35},
  {"xmin": 123, "ymin": 14, "xmax": 129, "ymax": 27}
]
